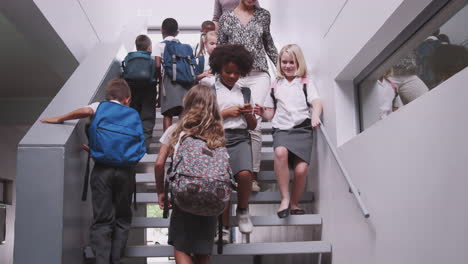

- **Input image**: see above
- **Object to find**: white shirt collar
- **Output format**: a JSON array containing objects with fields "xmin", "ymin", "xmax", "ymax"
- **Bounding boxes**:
[
  {"xmin": 163, "ymin": 36, "xmax": 176, "ymax": 41},
  {"xmin": 216, "ymin": 78, "xmax": 240, "ymax": 91},
  {"xmin": 280, "ymin": 77, "xmax": 301, "ymax": 86}
]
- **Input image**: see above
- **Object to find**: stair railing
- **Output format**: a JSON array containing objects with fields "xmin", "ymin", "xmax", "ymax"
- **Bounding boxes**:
[{"xmin": 318, "ymin": 125, "xmax": 370, "ymax": 218}]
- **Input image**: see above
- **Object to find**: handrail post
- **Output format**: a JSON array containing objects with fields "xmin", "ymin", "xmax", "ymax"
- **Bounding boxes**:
[{"xmin": 318, "ymin": 125, "xmax": 370, "ymax": 218}]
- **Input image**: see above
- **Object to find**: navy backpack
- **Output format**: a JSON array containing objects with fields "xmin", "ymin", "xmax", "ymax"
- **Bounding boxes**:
[
  {"xmin": 122, "ymin": 51, "xmax": 156, "ymax": 82},
  {"xmin": 162, "ymin": 40, "xmax": 197, "ymax": 85}
]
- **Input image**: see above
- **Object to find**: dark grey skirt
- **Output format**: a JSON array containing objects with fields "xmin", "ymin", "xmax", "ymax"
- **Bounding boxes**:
[
  {"xmin": 272, "ymin": 119, "xmax": 313, "ymax": 164},
  {"xmin": 168, "ymin": 206, "xmax": 217, "ymax": 255},
  {"xmin": 225, "ymin": 129, "xmax": 252, "ymax": 176},
  {"xmin": 161, "ymin": 74, "xmax": 191, "ymax": 116}
]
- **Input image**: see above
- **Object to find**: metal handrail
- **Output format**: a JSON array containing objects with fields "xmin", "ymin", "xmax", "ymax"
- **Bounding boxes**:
[{"xmin": 318, "ymin": 125, "xmax": 370, "ymax": 218}]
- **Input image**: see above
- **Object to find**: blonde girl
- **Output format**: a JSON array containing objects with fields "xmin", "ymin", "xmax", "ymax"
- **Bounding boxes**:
[
  {"xmin": 154, "ymin": 85, "xmax": 224, "ymax": 264},
  {"xmin": 197, "ymin": 31, "xmax": 218, "ymax": 86},
  {"xmin": 255, "ymin": 44, "xmax": 323, "ymax": 218}
]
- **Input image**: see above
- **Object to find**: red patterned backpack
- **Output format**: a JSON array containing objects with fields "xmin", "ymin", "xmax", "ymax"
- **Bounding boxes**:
[{"xmin": 163, "ymin": 136, "xmax": 234, "ymax": 217}]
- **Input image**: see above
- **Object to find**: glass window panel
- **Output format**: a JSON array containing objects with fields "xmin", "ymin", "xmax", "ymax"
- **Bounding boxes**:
[{"xmin": 359, "ymin": 2, "xmax": 468, "ymax": 131}]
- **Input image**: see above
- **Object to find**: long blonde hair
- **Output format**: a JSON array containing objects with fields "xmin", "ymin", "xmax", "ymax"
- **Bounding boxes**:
[
  {"xmin": 168, "ymin": 85, "xmax": 225, "ymax": 155},
  {"xmin": 196, "ymin": 31, "xmax": 217, "ymax": 57},
  {"xmin": 276, "ymin": 44, "xmax": 308, "ymax": 79}
]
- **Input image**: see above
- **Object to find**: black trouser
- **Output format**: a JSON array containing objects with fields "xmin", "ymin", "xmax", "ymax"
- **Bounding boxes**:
[
  {"xmin": 127, "ymin": 80, "xmax": 156, "ymax": 151},
  {"xmin": 90, "ymin": 163, "xmax": 135, "ymax": 264}
]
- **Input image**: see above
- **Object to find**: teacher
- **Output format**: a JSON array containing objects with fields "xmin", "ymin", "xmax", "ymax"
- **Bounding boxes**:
[{"xmin": 218, "ymin": 0, "xmax": 278, "ymax": 192}]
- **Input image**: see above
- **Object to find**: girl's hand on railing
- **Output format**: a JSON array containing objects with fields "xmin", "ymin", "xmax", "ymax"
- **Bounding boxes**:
[
  {"xmin": 82, "ymin": 144, "xmax": 90, "ymax": 152},
  {"xmin": 40, "ymin": 116, "xmax": 63, "ymax": 124},
  {"xmin": 311, "ymin": 114, "xmax": 322, "ymax": 129}
]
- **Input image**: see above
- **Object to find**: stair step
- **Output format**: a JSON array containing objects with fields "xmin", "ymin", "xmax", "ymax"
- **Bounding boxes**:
[
  {"xmin": 140, "ymin": 148, "xmax": 274, "ymax": 164},
  {"xmin": 125, "ymin": 241, "xmax": 331, "ymax": 257},
  {"xmin": 131, "ymin": 215, "xmax": 322, "ymax": 228},
  {"xmin": 151, "ymin": 134, "xmax": 272, "ymax": 143},
  {"xmin": 152, "ymin": 122, "xmax": 273, "ymax": 132},
  {"xmin": 136, "ymin": 171, "xmax": 279, "ymax": 184},
  {"xmin": 136, "ymin": 192, "xmax": 314, "ymax": 204}
]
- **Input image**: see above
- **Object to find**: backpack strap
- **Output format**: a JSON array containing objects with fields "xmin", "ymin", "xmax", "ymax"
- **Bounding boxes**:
[
  {"xmin": 132, "ymin": 168, "xmax": 137, "ymax": 210},
  {"xmin": 188, "ymin": 56, "xmax": 196, "ymax": 80},
  {"xmin": 197, "ymin": 56, "xmax": 205, "ymax": 74},
  {"xmin": 194, "ymin": 43, "xmax": 199, "ymax": 57},
  {"xmin": 240, "ymin": 87, "xmax": 251, "ymax": 104},
  {"xmin": 81, "ymin": 152, "xmax": 91, "ymax": 201},
  {"xmin": 81, "ymin": 111, "xmax": 96, "ymax": 202},
  {"xmin": 270, "ymin": 79, "xmax": 279, "ymax": 110},
  {"xmin": 163, "ymin": 169, "xmax": 170, "ymax": 219},
  {"xmin": 172, "ymin": 54, "xmax": 177, "ymax": 82},
  {"xmin": 301, "ymin": 77, "xmax": 311, "ymax": 108},
  {"xmin": 217, "ymin": 214, "xmax": 224, "ymax": 254},
  {"xmin": 162, "ymin": 133, "xmax": 186, "ymax": 218}
]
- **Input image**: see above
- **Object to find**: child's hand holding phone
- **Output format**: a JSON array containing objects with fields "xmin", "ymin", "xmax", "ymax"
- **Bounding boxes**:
[{"xmin": 240, "ymin": 104, "xmax": 254, "ymax": 116}]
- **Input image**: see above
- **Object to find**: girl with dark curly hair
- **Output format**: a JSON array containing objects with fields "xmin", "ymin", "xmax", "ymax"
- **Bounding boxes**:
[{"xmin": 209, "ymin": 44, "xmax": 256, "ymax": 239}]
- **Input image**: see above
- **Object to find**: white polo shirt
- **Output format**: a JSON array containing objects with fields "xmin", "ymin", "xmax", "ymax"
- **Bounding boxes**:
[
  {"xmin": 215, "ymin": 79, "xmax": 252, "ymax": 129},
  {"xmin": 264, "ymin": 77, "xmax": 320, "ymax": 129},
  {"xmin": 153, "ymin": 36, "xmax": 176, "ymax": 60}
]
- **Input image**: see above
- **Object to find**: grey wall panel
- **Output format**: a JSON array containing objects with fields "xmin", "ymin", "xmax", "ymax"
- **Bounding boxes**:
[
  {"xmin": 61, "ymin": 122, "xmax": 92, "ymax": 264},
  {"xmin": 15, "ymin": 147, "xmax": 65, "ymax": 264},
  {"xmin": 14, "ymin": 42, "xmax": 125, "ymax": 264}
]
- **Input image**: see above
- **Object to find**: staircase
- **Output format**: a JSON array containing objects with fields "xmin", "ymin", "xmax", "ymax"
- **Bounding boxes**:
[{"xmin": 125, "ymin": 112, "xmax": 332, "ymax": 264}]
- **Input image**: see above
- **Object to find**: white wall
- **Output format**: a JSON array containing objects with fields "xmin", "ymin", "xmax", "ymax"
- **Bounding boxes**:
[
  {"xmin": 144, "ymin": 0, "xmax": 213, "ymax": 28},
  {"xmin": 33, "ymin": 0, "xmax": 144, "ymax": 62},
  {"xmin": 269, "ymin": 0, "xmax": 468, "ymax": 263}
]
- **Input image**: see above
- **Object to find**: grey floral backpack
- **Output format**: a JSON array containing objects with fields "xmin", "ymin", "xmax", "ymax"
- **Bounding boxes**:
[{"xmin": 163, "ymin": 136, "xmax": 234, "ymax": 217}]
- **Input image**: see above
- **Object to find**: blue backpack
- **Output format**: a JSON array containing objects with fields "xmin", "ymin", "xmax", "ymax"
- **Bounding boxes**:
[
  {"xmin": 88, "ymin": 101, "xmax": 146, "ymax": 166},
  {"xmin": 82, "ymin": 101, "xmax": 146, "ymax": 202},
  {"xmin": 122, "ymin": 51, "xmax": 156, "ymax": 82},
  {"xmin": 162, "ymin": 40, "xmax": 197, "ymax": 85}
]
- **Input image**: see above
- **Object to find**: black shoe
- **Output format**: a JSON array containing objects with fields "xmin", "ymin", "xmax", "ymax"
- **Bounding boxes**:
[
  {"xmin": 277, "ymin": 208, "xmax": 290, "ymax": 218},
  {"xmin": 290, "ymin": 209, "xmax": 305, "ymax": 215}
]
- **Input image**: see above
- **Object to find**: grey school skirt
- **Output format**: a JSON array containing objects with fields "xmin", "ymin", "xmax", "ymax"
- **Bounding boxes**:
[
  {"xmin": 161, "ymin": 74, "xmax": 192, "ymax": 116},
  {"xmin": 272, "ymin": 119, "xmax": 313, "ymax": 164},
  {"xmin": 225, "ymin": 129, "xmax": 253, "ymax": 176},
  {"xmin": 168, "ymin": 205, "xmax": 217, "ymax": 255}
]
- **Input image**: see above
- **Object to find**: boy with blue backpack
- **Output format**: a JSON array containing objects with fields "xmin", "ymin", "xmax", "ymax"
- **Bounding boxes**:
[
  {"xmin": 122, "ymin": 34, "xmax": 157, "ymax": 151},
  {"xmin": 154, "ymin": 18, "xmax": 198, "ymax": 131},
  {"xmin": 41, "ymin": 78, "xmax": 146, "ymax": 264}
]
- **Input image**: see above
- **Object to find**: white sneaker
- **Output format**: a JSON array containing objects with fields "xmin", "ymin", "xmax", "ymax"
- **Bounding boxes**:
[
  {"xmin": 236, "ymin": 208, "xmax": 253, "ymax": 234},
  {"xmin": 251, "ymin": 180, "xmax": 261, "ymax": 192}
]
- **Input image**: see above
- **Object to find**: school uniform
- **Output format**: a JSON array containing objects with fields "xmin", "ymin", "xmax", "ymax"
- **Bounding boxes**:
[
  {"xmin": 198, "ymin": 54, "xmax": 216, "ymax": 87},
  {"xmin": 215, "ymin": 79, "xmax": 253, "ymax": 176},
  {"xmin": 160, "ymin": 125, "xmax": 217, "ymax": 255},
  {"xmin": 264, "ymin": 77, "xmax": 320, "ymax": 164},
  {"xmin": 154, "ymin": 36, "xmax": 191, "ymax": 116}
]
